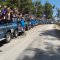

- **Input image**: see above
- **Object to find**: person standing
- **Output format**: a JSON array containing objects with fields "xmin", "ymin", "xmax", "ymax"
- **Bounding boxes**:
[{"xmin": 20, "ymin": 17, "xmax": 25, "ymax": 32}]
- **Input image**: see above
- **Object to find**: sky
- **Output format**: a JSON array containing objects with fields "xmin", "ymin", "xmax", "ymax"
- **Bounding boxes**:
[{"xmin": 32, "ymin": 0, "xmax": 60, "ymax": 16}]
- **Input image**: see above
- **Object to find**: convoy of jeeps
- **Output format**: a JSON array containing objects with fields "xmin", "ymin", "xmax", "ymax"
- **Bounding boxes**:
[
  {"xmin": 0, "ymin": 17, "xmax": 52, "ymax": 43},
  {"xmin": 0, "ymin": 17, "xmax": 41, "ymax": 43}
]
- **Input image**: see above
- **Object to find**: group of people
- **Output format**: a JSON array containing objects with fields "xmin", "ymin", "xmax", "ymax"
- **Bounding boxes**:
[
  {"xmin": 0, "ymin": 6, "xmax": 25, "ymax": 29},
  {"xmin": 0, "ymin": 6, "xmax": 35, "ymax": 31},
  {"xmin": 0, "ymin": 6, "xmax": 22, "ymax": 20}
]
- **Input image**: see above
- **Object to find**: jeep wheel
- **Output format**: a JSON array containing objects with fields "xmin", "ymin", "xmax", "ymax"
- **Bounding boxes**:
[
  {"xmin": 6, "ymin": 32, "xmax": 11, "ymax": 43},
  {"xmin": 14, "ymin": 30, "xmax": 18, "ymax": 38}
]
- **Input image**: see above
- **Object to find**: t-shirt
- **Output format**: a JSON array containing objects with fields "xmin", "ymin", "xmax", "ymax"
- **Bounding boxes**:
[
  {"xmin": 20, "ymin": 19, "xmax": 25, "ymax": 28},
  {"xmin": 2, "ymin": 8, "xmax": 7, "ymax": 15}
]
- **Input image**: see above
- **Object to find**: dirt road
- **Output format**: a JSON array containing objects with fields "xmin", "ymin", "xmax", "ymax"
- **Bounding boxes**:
[{"xmin": 0, "ymin": 24, "xmax": 59, "ymax": 60}]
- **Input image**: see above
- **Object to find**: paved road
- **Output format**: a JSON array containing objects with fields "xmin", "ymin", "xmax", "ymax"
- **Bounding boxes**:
[{"xmin": 0, "ymin": 24, "xmax": 60, "ymax": 60}]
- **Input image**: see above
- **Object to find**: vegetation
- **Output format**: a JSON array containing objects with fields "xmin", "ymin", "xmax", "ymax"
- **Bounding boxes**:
[
  {"xmin": 34, "ymin": 1, "xmax": 43, "ymax": 17},
  {"xmin": 57, "ymin": 8, "xmax": 60, "ymax": 17},
  {"xmin": 44, "ymin": 2, "xmax": 55, "ymax": 19}
]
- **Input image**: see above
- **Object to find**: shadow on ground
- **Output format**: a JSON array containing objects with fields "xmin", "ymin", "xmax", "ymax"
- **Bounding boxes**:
[
  {"xmin": 0, "ymin": 40, "xmax": 6, "ymax": 47},
  {"xmin": 16, "ymin": 29, "xmax": 60, "ymax": 60},
  {"xmin": 17, "ymin": 46, "xmax": 60, "ymax": 60},
  {"xmin": 39, "ymin": 29, "xmax": 60, "ymax": 40}
]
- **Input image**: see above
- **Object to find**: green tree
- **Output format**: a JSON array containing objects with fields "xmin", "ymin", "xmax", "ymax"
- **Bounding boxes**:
[
  {"xmin": 0, "ymin": 0, "xmax": 33, "ymax": 13},
  {"xmin": 44, "ymin": 2, "xmax": 54, "ymax": 19},
  {"xmin": 17, "ymin": 0, "xmax": 33, "ymax": 14},
  {"xmin": 34, "ymin": 1, "xmax": 43, "ymax": 17},
  {"xmin": 0, "ymin": 0, "xmax": 18, "ymax": 8},
  {"xmin": 57, "ymin": 8, "xmax": 60, "ymax": 17}
]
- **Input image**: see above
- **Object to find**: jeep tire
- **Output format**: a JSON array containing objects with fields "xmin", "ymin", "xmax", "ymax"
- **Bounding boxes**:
[
  {"xmin": 14, "ymin": 30, "xmax": 18, "ymax": 38},
  {"xmin": 6, "ymin": 32, "xmax": 11, "ymax": 43}
]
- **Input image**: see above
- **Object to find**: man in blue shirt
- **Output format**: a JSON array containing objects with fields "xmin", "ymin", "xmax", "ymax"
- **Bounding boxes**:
[{"xmin": 20, "ymin": 17, "xmax": 25, "ymax": 31}]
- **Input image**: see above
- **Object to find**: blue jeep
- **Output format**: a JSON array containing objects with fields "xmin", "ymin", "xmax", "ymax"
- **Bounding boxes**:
[
  {"xmin": 0, "ymin": 19, "xmax": 18, "ymax": 43},
  {"xmin": 12, "ymin": 17, "xmax": 25, "ymax": 33}
]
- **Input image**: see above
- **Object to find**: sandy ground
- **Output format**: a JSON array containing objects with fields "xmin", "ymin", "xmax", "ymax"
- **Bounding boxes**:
[
  {"xmin": 0, "ymin": 24, "xmax": 59, "ymax": 60},
  {"xmin": 16, "ymin": 24, "xmax": 60, "ymax": 60}
]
